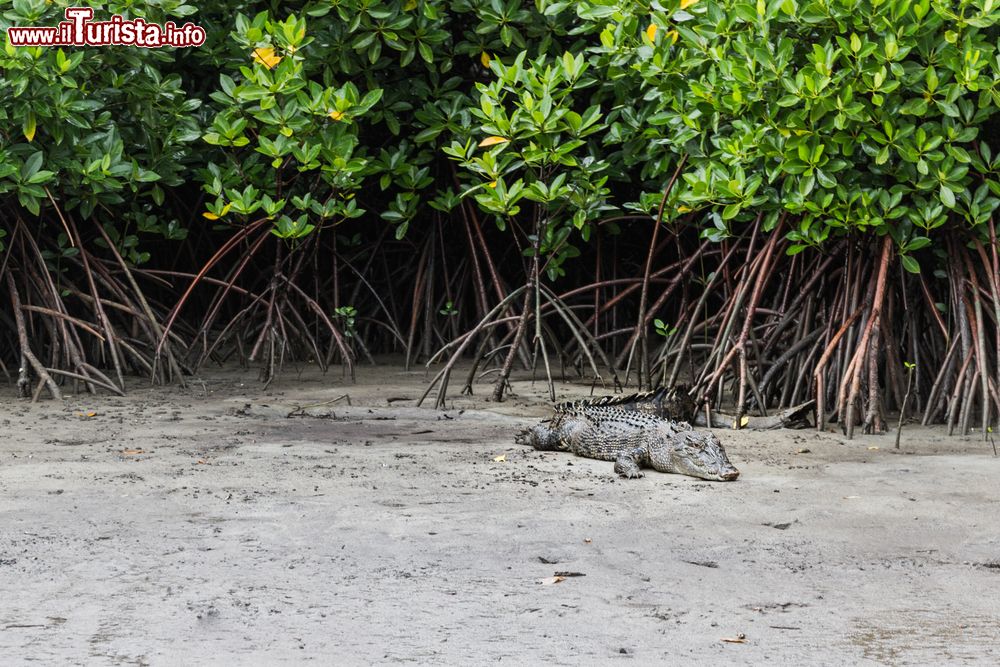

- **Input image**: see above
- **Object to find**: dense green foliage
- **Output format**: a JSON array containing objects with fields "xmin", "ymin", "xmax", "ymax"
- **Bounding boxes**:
[{"xmin": 3, "ymin": 0, "xmax": 998, "ymax": 268}]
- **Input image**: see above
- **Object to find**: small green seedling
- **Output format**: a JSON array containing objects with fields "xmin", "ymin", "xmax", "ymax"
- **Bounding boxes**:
[
  {"xmin": 653, "ymin": 318, "xmax": 677, "ymax": 338},
  {"xmin": 895, "ymin": 361, "xmax": 916, "ymax": 450}
]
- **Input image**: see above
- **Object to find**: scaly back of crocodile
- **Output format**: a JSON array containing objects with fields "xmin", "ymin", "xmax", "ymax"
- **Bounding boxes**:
[{"xmin": 555, "ymin": 385, "xmax": 697, "ymax": 421}]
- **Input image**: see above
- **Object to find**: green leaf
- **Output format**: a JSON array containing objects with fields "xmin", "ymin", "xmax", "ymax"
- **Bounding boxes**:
[
  {"xmin": 905, "ymin": 236, "xmax": 932, "ymax": 252},
  {"xmin": 900, "ymin": 255, "xmax": 920, "ymax": 274},
  {"xmin": 899, "ymin": 99, "xmax": 927, "ymax": 116},
  {"xmin": 21, "ymin": 152, "xmax": 43, "ymax": 181},
  {"xmin": 815, "ymin": 170, "xmax": 836, "ymax": 189},
  {"xmin": 939, "ymin": 184, "xmax": 955, "ymax": 208},
  {"xmin": 219, "ymin": 74, "xmax": 236, "ymax": 98},
  {"xmin": 26, "ymin": 170, "xmax": 55, "ymax": 185}
]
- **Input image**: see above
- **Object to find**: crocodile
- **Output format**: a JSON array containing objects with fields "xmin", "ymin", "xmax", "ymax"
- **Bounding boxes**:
[{"xmin": 515, "ymin": 405, "xmax": 739, "ymax": 481}]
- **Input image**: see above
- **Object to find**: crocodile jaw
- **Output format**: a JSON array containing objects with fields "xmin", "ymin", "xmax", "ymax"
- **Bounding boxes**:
[
  {"xmin": 706, "ymin": 466, "xmax": 740, "ymax": 481},
  {"xmin": 676, "ymin": 461, "xmax": 740, "ymax": 481}
]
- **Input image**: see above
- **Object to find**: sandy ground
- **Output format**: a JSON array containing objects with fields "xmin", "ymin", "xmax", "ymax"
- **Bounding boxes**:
[{"xmin": 1, "ymin": 362, "xmax": 1000, "ymax": 666}]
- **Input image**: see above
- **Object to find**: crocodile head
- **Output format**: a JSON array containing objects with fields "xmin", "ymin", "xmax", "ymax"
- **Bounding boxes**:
[{"xmin": 655, "ymin": 430, "xmax": 740, "ymax": 481}]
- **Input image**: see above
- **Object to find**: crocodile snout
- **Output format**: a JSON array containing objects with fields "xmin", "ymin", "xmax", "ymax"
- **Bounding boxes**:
[{"xmin": 720, "ymin": 469, "xmax": 740, "ymax": 481}]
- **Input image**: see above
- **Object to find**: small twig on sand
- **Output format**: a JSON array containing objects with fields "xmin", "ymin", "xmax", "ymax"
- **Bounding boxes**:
[{"xmin": 287, "ymin": 394, "xmax": 352, "ymax": 417}]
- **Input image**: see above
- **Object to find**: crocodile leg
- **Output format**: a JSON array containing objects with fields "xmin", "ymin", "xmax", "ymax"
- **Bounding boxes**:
[{"xmin": 613, "ymin": 447, "xmax": 647, "ymax": 479}]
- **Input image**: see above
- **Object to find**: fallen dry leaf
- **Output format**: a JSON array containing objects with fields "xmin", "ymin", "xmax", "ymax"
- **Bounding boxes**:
[
  {"xmin": 539, "ymin": 576, "xmax": 567, "ymax": 585},
  {"xmin": 493, "ymin": 454, "xmax": 506, "ymax": 462},
  {"xmin": 796, "ymin": 448, "xmax": 811, "ymax": 454},
  {"xmin": 121, "ymin": 449, "xmax": 144, "ymax": 456},
  {"xmin": 721, "ymin": 635, "xmax": 747, "ymax": 644},
  {"xmin": 867, "ymin": 446, "xmax": 879, "ymax": 450},
  {"xmin": 195, "ymin": 459, "xmax": 208, "ymax": 465},
  {"xmin": 76, "ymin": 411, "xmax": 97, "ymax": 418}
]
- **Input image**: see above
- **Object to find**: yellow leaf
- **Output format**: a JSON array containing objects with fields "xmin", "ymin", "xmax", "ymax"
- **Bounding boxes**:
[
  {"xmin": 493, "ymin": 454, "xmax": 506, "ymax": 462},
  {"xmin": 732, "ymin": 415, "xmax": 750, "ymax": 429},
  {"xmin": 478, "ymin": 135, "xmax": 509, "ymax": 147},
  {"xmin": 488, "ymin": 180, "xmax": 498, "ymax": 188},
  {"xmin": 23, "ymin": 112, "xmax": 36, "ymax": 142},
  {"xmin": 677, "ymin": 205, "xmax": 692, "ymax": 213},
  {"xmin": 252, "ymin": 46, "xmax": 282, "ymax": 69},
  {"xmin": 645, "ymin": 24, "xmax": 657, "ymax": 41},
  {"xmin": 203, "ymin": 203, "xmax": 232, "ymax": 220},
  {"xmin": 405, "ymin": 0, "xmax": 418, "ymax": 8},
  {"xmin": 667, "ymin": 29, "xmax": 679, "ymax": 44},
  {"xmin": 480, "ymin": 51, "xmax": 491, "ymax": 68},
  {"xmin": 329, "ymin": 110, "xmax": 345, "ymax": 121},
  {"xmin": 680, "ymin": 0, "xmax": 700, "ymax": 8},
  {"xmin": 867, "ymin": 446, "xmax": 879, "ymax": 451}
]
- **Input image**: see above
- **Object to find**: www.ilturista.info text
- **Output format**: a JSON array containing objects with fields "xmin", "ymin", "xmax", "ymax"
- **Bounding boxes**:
[{"xmin": 6, "ymin": 8, "xmax": 206, "ymax": 48}]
